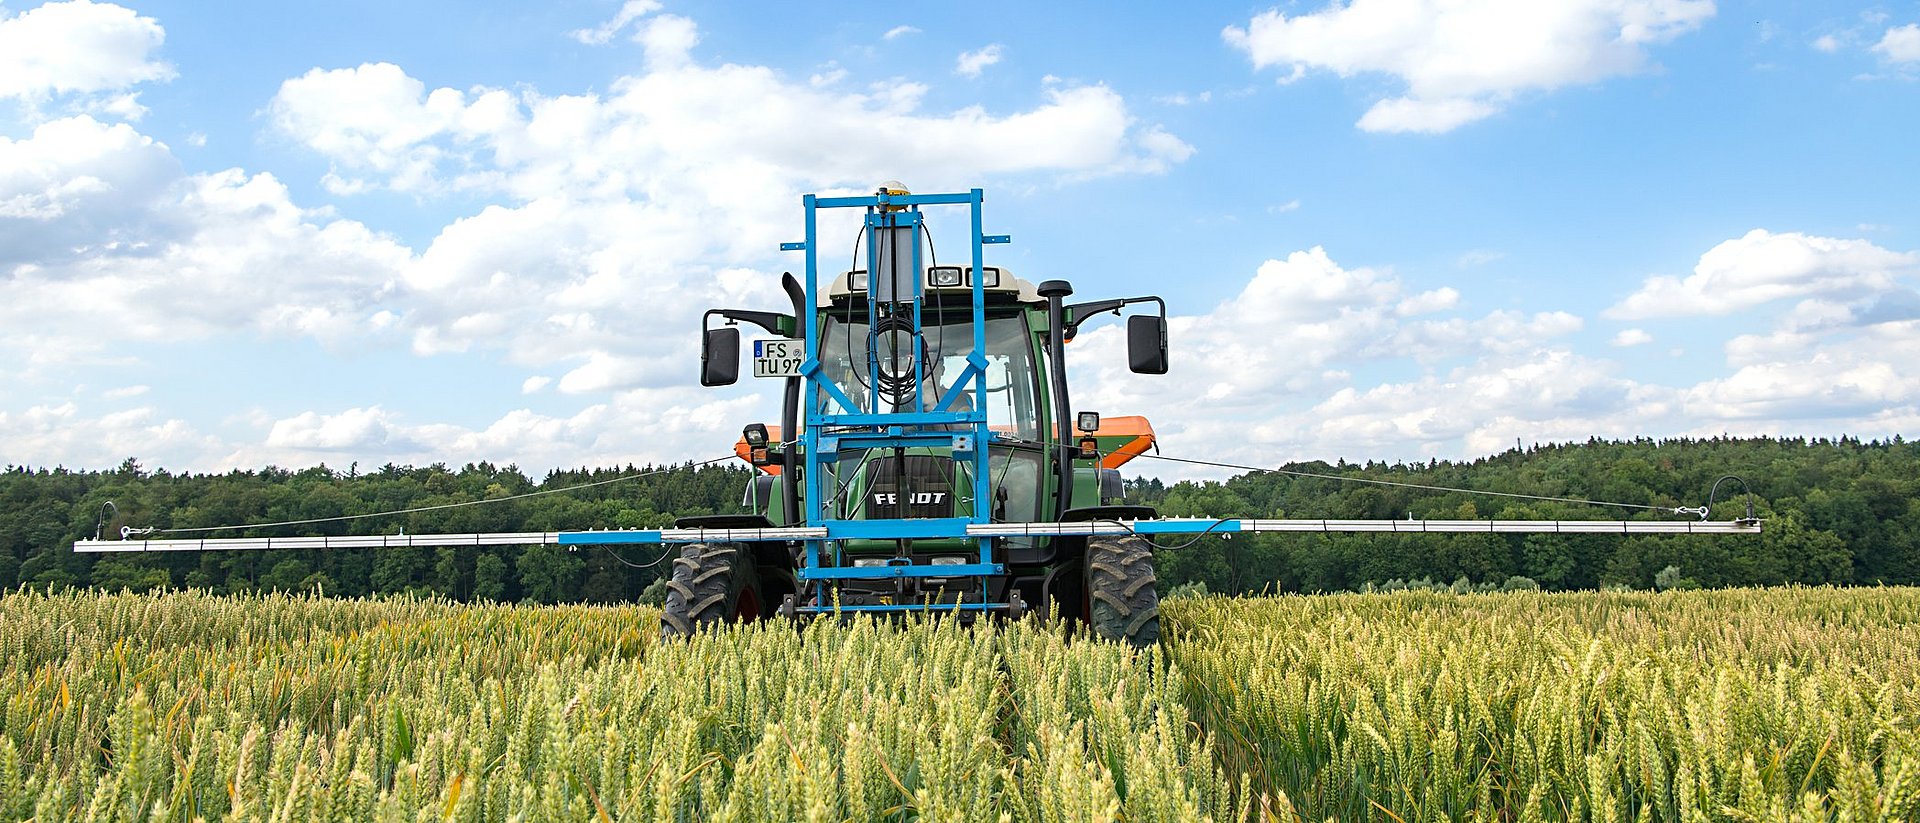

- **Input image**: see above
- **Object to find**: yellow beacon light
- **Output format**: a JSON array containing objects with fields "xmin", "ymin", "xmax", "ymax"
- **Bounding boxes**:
[{"xmin": 878, "ymin": 180, "xmax": 910, "ymax": 212}]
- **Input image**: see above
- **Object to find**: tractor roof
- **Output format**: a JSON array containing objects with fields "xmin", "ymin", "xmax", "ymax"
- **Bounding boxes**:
[{"xmin": 823, "ymin": 267, "xmax": 1042, "ymax": 306}]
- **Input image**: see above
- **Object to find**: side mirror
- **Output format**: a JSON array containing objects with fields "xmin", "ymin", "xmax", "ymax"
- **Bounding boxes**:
[
  {"xmin": 701, "ymin": 327, "xmax": 740, "ymax": 386},
  {"xmin": 1126, "ymin": 315, "xmax": 1167, "ymax": 374}
]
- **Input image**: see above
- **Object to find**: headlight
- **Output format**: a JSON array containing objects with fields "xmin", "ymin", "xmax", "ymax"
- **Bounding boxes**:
[
  {"xmin": 970, "ymin": 267, "xmax": 1001, "ymax": 287},
  {"xmin": 848, "ymin": 270, "xmax": 868, "ymax": 291},
  {"xmin": 928, "ymin": 266, "xmax": 964, "ymax": 287}
]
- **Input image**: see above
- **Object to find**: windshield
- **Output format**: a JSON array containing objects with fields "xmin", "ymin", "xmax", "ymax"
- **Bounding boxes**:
[{"xmin": 817, "ymin": 311, "xmax": 1042, "ymax": 441}]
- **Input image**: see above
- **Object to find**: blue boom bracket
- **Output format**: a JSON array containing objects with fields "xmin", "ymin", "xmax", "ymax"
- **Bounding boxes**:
[{"xmin": 790, "ymin": 188, "xmax": 998, "ymax": 610}]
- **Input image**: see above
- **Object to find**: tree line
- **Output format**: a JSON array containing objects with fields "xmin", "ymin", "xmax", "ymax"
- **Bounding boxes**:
[{"xmin": 1, "ymin": 434, "xmax": 1913, "ymax": 602}]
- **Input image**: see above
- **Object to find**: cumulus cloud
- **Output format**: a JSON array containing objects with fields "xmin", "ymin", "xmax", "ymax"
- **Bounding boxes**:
[
  {"xmin": 271, "ymin": 60, "xmax": 1187, "ymax": 199},
  {"xmin": 955, "ymin": 44, "xmax": 1004, "ymax": 77},
  {"xmin": 4, "ymin": 7, "xmax": 1196, "ymax": 473},
  {"xmin": 1608, "ymin": 229, "xmax": 1918, "ymax": 319},
  {"xmin": 263, "ymin": 32, "xmax": 1188, "ymax": 395},
  {"xmin": 0, "ymin": 0, "xmax": 173, "ymax": 104},
  {"xmin": 1611, "ymin": 328, "xmax": 1653, "ymax": 347},
  {"xmin": 1355, "ymin": 97, "xmax": 1496, "ymax": 134},
  {"xmin": 266, "ymin": 406, "xmax": 404, "ymax": 451},
  {"xmin": 1223, "ymin": 0, "xmax": 1715, "ymax": 133},
  {"xmin": 217, "ymin": 388, "xmax": 762, "ymax": 473},
  {"xmin": 1046, "ymin": 229, "xmax": 1920, "ymax": 473},
  {"xmin": 567, "ymin": 0, "xmax": 660, "ymax": 45},
  {"xmin": 1684, "ymin": 353, "xmax": 1917, "ymax": 421},
  {"xmin": 0, "ymin": 115, "xmax": 411, "ymax": 365},
  {"xmin": 1057, "ymin": 246, "xmax": 1590, "ymax": 468},
  {"xmin": 1874, "ymin": 23, "xmax": 1920, "ymax": 64},
  {"xmin": 0, "ymin": 402, "xmax": 220, "ymax": 469}
]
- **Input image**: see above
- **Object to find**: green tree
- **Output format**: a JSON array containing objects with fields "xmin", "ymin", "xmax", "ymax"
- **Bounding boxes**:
[
  {"xmin": 517, "ymin": 545, "xmax": 582, "ymax": 604},
  {"xmin": 473, "ymin": 553, "xmax": 510, "ymax": 602}
]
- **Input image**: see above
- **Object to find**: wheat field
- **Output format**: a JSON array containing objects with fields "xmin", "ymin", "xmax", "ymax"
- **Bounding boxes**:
[{"xmin": 1, "ymin": 587, "xmax": 1916, "ymax": 821}]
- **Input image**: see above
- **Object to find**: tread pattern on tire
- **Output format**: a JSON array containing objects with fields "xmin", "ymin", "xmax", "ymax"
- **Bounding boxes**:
[
  {"xmin": 660, "ymin": 542, "xmax": 749, "ymax": 638},
  {"xmin": 1085, "ymin": 534, "xmax": 1160, "ymax": 647}
]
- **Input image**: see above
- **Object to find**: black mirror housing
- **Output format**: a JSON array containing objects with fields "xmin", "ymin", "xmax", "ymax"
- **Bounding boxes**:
[
  {"xmin": 1126, "ymin": 315, "xmax": 1167, "ymax": 374},
  {"xmin": 702, "ymin": 327, "xmax": 740, "ymax": 386}
]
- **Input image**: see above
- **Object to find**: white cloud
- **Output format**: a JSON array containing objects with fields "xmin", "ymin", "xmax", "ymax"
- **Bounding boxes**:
[
  {"xmin": 218, "ymin": 388, "xmax": 763, "ymax": 474},
  {"xmin": 1608, "ymin": 229, "xmax": 1918, "ymax": 318},
  {"xmin": 1811, "ymin": 34, "xmax": 1842, "ymax": 53},
  {"xmin": 0, "ymin": 8, "xmax": 1194, "ymax": 474},
  {"xmin": 1611, "ymin": 328, "xmax": 1653, "ymax": 346},
  {"xmin": 1224, "ymin": 0, "xmax": 1715, "ymax": 133},
  {"xmin": 1059, "ymin": 247, "xmax": 1589, "ymax": 469},
  {"xmin": 262, "ymin": 36, "xmax": 1188, "ymax": 393},
  {"xmin": 0, "ymin": 115, "xmax": 411, "ymax": 364},
  {"xmin": 1355, "ymin": 96, "xmax": 1498, "ymax": 134},
  {"xmin": 1395, "ymin": 286, "xmax": 1458, "ymax": 315},
  {"xmin": 955, "ymin": 44, "xmax": 1004, "ymax": 78},
  {"xmin": 0, "ymin": 402, "xmax": 220, "ymax": 469},
  {"xmin": 1046, "ymin": 233, "xmax": 1920, "ymax": 475},
  {"xmin": 1684, "ymin": 353, "xmax": 1916, "ymax": 421},
  {"xmin": 0, "ymin": 0, "xmax": 173, "ymax": 103},
  {"xmin": 521, "ymin": 375, "xmax": 552, "ymax": 394},
  {"xmin": 568, "ymin": 0, "xmax": 660, "ymax": 45},
  {"xmin": 637, "ymin": 13, "xmax": 700, "ymax": 70},
  {"xmin": 266, "ymin": 406, "xmax": 402, "ymax": 451},
  {"xmin": 1873, "ymin": 24, "xmax": 1920, "ymax": 64},
  {"xmin": 102, "ymin": 384, "xmax": 149, "ymax": 399},
  {"xmin": 271, "ymin": 59, "xmax": 1186, "ymax": 200},
  {"xmin": 883, "ymin": 25, "xmax": 920, "ymax": 41}
]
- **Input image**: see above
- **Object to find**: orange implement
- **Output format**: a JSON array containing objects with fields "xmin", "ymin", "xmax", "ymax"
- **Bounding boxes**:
[{"xmin": 1073, "ymin": 415, "xmax": 1156, "ymax": 470}]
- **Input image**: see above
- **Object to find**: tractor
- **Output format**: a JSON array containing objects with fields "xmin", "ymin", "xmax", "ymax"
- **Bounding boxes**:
[{"xmin": 679, "ymin": 183, "xmax": 1172, "ymax": 645}]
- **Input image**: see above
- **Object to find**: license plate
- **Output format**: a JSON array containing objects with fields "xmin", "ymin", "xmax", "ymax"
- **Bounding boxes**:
[{"xmin": 752, "ymin": 339, "xmax": 803, "ymax": 378}]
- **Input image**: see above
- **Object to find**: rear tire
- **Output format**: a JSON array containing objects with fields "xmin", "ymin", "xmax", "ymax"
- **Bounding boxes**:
[
  {"xmin": 1085, "ymin": 534, "xmax": 1160, "ymax": 648},
  {"xmin": 660, "ymin": 542, "xmax": 760, "ymax": 638}
]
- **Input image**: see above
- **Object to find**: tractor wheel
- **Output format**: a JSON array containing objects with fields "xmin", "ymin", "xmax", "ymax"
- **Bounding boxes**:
[
  {"xmin": 1085, "ymin": 534, "xmax": 1160, "ymax": 648},
  {"xmin": 659, "ymin": 542, "xmax": 761, "ymax": 638}
]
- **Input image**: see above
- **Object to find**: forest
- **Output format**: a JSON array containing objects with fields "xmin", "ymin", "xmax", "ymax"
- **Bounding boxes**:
[{"xmin": 1, "ymin": 434, "xmax": 1914, "ymax": 603}]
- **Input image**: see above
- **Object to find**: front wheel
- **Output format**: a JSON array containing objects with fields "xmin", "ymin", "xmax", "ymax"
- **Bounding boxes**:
[
  {"xmin": 660, "ymin": 542, "xmax": 760, "ymax": 638},
  {"xmin": 1084, "ymin": 534, "xmax": 1160, "ymax": 647}
]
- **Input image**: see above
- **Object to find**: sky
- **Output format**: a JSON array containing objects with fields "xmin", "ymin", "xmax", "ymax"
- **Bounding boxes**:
[{"xmin": 2, "ymin": 0, "xmax": 1918, "ymax": 482}]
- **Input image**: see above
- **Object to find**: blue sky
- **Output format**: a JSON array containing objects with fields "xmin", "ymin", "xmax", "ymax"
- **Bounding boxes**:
[{"xmin": 2, "ymin": 0, "xmax": 1918, "ymax": 479}]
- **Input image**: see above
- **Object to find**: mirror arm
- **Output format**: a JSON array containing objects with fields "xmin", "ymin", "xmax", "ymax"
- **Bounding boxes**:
[
  {"xmin": 707, "ymin": 308, "xmax": 795, "ymax": 337},
  {"xmin": 1063, "ymin": 295, "xmax": 1164, "ymax": 341}
]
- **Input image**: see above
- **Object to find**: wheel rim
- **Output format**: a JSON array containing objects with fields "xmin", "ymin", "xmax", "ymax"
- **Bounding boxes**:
[{"xmin": 736, "ymin": 587, "xmax": 761, "ymax": 621}]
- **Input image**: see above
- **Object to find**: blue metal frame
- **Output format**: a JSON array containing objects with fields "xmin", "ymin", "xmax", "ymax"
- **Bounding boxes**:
[{"xmin": 793, "ymin": 189, "xmax": 996, "ymax": 605}]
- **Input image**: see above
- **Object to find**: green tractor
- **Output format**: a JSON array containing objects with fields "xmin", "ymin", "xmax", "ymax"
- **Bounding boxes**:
[{"xmin": 676, "ymin": 184, "xmax": 1173, "ymax": 645}]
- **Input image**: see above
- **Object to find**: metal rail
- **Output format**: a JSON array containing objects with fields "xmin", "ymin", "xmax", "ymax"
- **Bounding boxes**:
[
  {"xmin": 74, "ymin": 532, "xmax": 564, "ymax": 553},
  {"xmin": 73, "ymin": 517, "xmax": 1759, "ymax": 553}
]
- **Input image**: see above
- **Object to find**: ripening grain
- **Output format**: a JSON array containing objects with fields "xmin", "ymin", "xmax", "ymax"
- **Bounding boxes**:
[
  {"xmin": 0, "ymin": 589, "xmax": 1236, "ymax": 821},
  {"xmin": 5, "ymin": 587, "xmax": 1918, "ymax": 821},
  {"xmin": 1163, "ymin": 588, "xmax": 1920, "ymax": 822}
]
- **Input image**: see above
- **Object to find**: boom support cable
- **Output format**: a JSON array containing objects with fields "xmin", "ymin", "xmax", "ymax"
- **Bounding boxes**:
[
  {"xmin": 1125, "ymin": 451, "xmax": 1724, "ymax": 516},
  {"xmin": 116, "ymin": 451, "xmax": 758, "ymax": 538}
]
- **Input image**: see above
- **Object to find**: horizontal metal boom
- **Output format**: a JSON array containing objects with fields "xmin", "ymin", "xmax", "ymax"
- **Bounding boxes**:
[{"xmin": 72, "ymin": 518, "xmax": 1759, "ymax": 552}]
